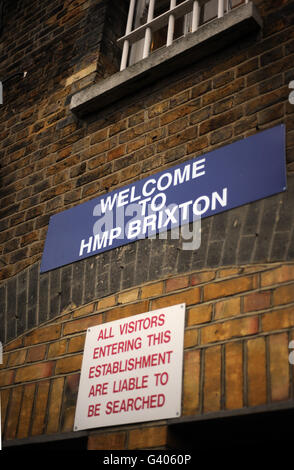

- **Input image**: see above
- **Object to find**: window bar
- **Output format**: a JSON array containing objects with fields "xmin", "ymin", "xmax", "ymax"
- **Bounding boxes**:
[
  {"xmin": 167, "ymin": 0, "xmax": 176, "ymax": 46},
  {"xmin": 218, "ymin": 0, "xmax": 224, "ymax": 18},
  {"xmin": 191, "ymin": 0, "xmax": 200, "ymax": 32},
  {"xmin": 120, "ymin": 0, "xmax": 136, "ymax": 70},
  {"xmin": 143, "ymin": 0, "xmax": 156, "ymax": 59}
]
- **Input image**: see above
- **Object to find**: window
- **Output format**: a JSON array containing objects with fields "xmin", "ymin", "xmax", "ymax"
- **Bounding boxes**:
[{"xmin": 118, "ymin": 0, "xmax": 249, "ymax": 70}]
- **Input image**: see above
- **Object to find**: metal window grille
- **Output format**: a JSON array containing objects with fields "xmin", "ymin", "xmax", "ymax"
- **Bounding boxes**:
[{"xmin": 118, "ymin": 0, "xmax": 249, "ymax": 70}]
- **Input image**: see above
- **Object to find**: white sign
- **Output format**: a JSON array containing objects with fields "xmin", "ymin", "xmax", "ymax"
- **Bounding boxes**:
[{"xmin": 74, "ymin": 303, "xmax": 185, "ymax": 431}]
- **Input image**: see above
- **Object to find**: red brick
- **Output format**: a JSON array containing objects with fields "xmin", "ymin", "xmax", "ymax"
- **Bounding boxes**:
[
  {"xmin": 26, "ymin": 344, "xmax": 47, "ymax": 363},
  {"xmin": 243, "ymin": 291, "xmax": 271, "ymax": 312},
  {"xmin": 15, "ymin": 362, "xmax": 54, "ymax": 383},
  {"xmin": 166, "ymin": 275, "xmax": 189, "ymax": 292}
]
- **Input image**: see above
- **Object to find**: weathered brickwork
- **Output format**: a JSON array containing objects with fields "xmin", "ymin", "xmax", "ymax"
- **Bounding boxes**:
[
  {"xmin": 1, "ymin": 263, "xmax": 294, "ymax": 448},
  {"xmin": 0, "ymin": 0, "xmax": 294, "ymax": 450},
  {"xmin": 1, "ymin": 178, "xmax": 294, "ymax": 344}
]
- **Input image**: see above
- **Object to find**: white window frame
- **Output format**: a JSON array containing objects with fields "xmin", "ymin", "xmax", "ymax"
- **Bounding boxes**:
[{"xmin": 118, "ymin": 0, "xmax": 249, "ymax": 71}]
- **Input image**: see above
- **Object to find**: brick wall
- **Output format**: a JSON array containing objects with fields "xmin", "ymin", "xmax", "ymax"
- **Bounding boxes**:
[
  {"xmin": 1, "ymin": 1, "xmax": 294, "ymax": 344},
  {"xmin": 0, "ymin": 0, "xmax": 293, "ymax": 287},
  {"xmin": 1, "ymin": 262, "xmax": 294, "ymax": 448}
]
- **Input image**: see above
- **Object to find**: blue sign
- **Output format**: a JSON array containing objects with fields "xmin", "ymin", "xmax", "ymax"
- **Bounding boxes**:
[{"xmin": 40, "ymin": 125, "xmax": 286, "ymax": 273}]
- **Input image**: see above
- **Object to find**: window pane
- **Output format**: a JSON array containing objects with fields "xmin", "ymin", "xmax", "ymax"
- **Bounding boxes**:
[
  {"xmin": 154, "ymin": 0, "xmax": 170, "ymax": 18},
  {"xmin": 200, "ymin": 0, "xmax": 218, "ymax": 24},
  {"xmin": 151, "ymin": 25, "xmax": 168, "ymax": 51},
  {"xmin": 174, "ymin": 16, "xmax": 186, "ymax": 40},
  {"xmin": 129, "ymin": 37, "xmax": 145, "ymax": 65},
  {"xmin": 133, "ymin": 0, "xmax": 149, "ymax": 28}
]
